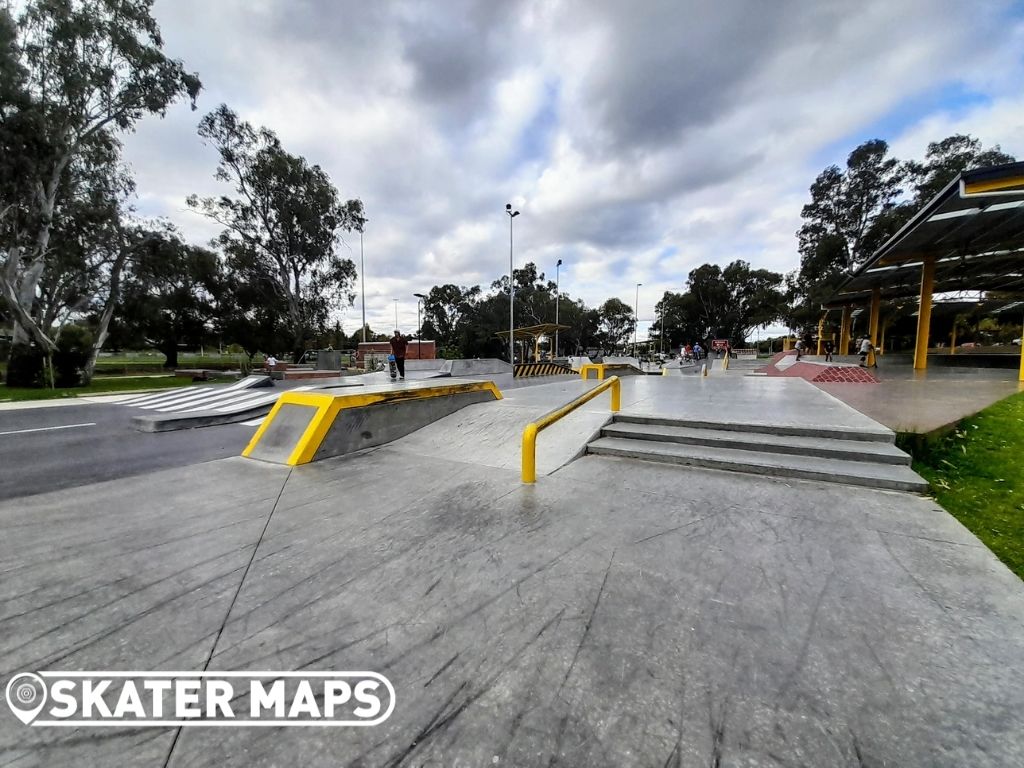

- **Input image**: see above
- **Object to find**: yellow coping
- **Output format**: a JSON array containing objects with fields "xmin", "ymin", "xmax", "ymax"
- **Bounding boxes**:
[
  {"xmin": 963, "ymin": 175, "xmax": 1024, "ymax": 195},
  {"xmin": 521, "ymin": 376, "xmax": 620, "ymax": 483},
  {"xmin": 242, "ymin": 380, "xmax": 503, "ymax": 466}
]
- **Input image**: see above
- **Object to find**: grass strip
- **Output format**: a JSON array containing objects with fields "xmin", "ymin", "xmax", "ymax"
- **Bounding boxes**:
[
  {"xmin": 1, "ymin": 376, "xmax": 198, "ymax": 402},
  {"xmin": 911, "ymin": 390, "xmax": 1024, "ymax": 581}
]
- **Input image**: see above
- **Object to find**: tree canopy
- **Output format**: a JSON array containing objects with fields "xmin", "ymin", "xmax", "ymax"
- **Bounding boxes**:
[{"xmin": 188, "ymin": 104, "xmax": 363, "ymax": 360}]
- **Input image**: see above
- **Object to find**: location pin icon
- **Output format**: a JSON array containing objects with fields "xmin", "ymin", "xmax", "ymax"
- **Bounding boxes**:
[{"xmin": 6, "ymin": 673, "xmax": 47, "ymax": 725}]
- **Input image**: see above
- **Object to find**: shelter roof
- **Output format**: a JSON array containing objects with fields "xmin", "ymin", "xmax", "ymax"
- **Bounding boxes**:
[{"xmin": 826, "ymin": 162, "xmax": 1024, "ymax": 307}]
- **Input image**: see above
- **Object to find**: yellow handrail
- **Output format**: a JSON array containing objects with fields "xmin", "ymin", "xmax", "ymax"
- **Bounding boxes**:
[{"xmin": 521, "ymin": 376, "xmax": 621, "ymax": 483}]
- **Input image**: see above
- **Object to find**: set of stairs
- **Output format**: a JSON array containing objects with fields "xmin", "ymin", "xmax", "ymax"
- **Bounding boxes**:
[
  {"xmin": 587, "ymin": 415, "xmax": 927, "ymax": 492},
  {"xmin": 722, "ymin": 357, "xmax": 764, "ymax": 375}
]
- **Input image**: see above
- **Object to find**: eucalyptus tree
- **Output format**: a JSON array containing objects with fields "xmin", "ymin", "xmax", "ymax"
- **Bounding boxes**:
[
  {"xmin": 189, "ymin": 105, "xmax": 364, "ymax": 361},
  {"xmin": 0, "ymin": 0, "xmax": 200, "ymax": 377}
]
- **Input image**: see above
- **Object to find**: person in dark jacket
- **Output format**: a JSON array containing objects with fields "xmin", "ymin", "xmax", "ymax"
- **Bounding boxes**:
[{"xmin": 389, "ymin": 330, "xmax": 408, "ymax": 379}]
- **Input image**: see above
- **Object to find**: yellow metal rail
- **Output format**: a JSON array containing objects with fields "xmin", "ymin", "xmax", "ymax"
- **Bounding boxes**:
[{"xmin": 521, "ymin": 376, "xmax": 621, "ymax": 483}]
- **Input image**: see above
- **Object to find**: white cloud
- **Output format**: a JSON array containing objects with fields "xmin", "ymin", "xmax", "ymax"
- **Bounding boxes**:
[{"xmin": 116, "ymin": 0, "xmax": 1024, "ymax": 339}]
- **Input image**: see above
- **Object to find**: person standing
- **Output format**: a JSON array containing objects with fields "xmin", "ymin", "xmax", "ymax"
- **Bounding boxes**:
[
  {"xmin": 824, "ymin": 339, "xmax": 834, "ymax": 363},
  {"xmin": 795, "ymin": 338, "xmax": 804, "ymax": 361},
  {"xmin": 389, "ymin": 330, "xmax": 408, "ymax": 379}
]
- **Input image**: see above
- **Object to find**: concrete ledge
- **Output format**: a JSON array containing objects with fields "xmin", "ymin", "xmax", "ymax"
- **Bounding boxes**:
[
  {"xmin": 243, "ymin": 379, "xmax": 504, "ymax": 465},
  {"xmin": 132, "ymin": 403, "xmax": 271, "ymax": 432}
]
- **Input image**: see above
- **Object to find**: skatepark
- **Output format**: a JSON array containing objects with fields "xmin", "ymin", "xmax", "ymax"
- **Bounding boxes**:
[{"xmin": 2, "ymin": 362, "xmax": 1023, "ymax": 767}]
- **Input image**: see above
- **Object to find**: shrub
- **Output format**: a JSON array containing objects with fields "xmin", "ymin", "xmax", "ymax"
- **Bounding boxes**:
[
  {"xmin": 5, "ymin": 344, "xmax": 45, "ymax": 387},
  {"xmin": 53, "ymin": 325, "xmax": 94, "ymax": 387}
]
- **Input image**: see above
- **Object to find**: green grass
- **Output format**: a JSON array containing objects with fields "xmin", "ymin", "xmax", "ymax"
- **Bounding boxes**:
[
  {"xmin": 0, "ymin": 375, "xmax": 199, "ymax": 402},
  {"xmin": 911, "ymin": 390, "xmax": 1024, "ymax": 580}
]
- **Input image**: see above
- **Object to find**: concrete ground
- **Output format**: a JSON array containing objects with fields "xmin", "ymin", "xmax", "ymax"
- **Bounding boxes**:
[
  {"xmin": 805, "ymin": 357, "xmax": 1024, "ymax": 433},
  {"xmin": 2, "ymin": 377, "xmax": 1023, "ymax": 766}
]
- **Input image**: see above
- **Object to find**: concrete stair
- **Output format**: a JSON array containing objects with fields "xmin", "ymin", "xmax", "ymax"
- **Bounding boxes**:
[{"xmin": 587, "ymin": 415, "xmax": 927, "ymax": 492}]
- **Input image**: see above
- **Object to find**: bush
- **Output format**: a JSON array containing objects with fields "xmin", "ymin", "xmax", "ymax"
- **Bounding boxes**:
[
  {"xmin": 5, "ymin": 343, "xmax": 45, "ymax": 387},
  {"xmin": 53, "ymin": 325, "xmax": 94, "ymax": 387}
]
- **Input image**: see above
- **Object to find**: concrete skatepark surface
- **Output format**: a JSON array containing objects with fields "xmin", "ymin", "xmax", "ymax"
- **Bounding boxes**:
[{"xmin": 1, "ymin": 376, "xmax": 1023, "ymax": 766}]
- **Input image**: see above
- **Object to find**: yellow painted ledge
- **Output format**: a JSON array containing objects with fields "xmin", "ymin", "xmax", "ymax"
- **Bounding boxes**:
[{"xmin": 242, "ymin": 381, "xmax": 503, "ymax": 466}]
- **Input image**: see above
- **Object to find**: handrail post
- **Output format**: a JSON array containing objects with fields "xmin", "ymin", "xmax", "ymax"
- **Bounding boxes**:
[
  {"xmin": 611, "ymin": 376, "xmax": 620, "ymax": 412},
  {"xmin": 522, "ymin": 423, "xmax": 538, "ymax": 483}
]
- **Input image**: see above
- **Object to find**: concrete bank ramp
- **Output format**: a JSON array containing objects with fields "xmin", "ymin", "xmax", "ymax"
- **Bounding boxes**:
[
  {"xmin": 243, "ymin": 379, "xmax": 502, "ymax": 465},
  {"xmin": 449, "ymin": 358, "xmax": 511, "ymax": 376},
  {"xmin": 390, "ymin": 378, "xmax": 617, "ymax": 476}
]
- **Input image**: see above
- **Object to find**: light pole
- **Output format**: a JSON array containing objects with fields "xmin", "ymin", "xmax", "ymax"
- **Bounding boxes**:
[
  {"xmin": 414, "ymin": 293, "xmax": 426, "ymax": 359},
  {"xmin": 393, "ymin": 298, "xmax": 398, "ymax": 331},
  {"xmin": 358, "ymin": 214, "xmax": 368, "ymax": 343},
  {"xmin": 554, "ymin": 258, "xmax": 562, "ymax": 359},
  {"xmin": 634, "ymin": 283, "xmax": 642, "ymax": 357},
  {"xmin": 658, "ymin": 297, "xmax": 664, "ymax": 356},
  {"xmin": 506, "ymin": 203, "xmax": 520, "ymax": 364}
]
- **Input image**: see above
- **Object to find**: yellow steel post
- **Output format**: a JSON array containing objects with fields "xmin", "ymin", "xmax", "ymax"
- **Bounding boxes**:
[
  {"xmin": 950, "ymin": 323, "xmax": 957, "ymax": 355},
  {"xmin": 840, "ymin": 305, "xmax": 851, "ymax": 356},
  {"xmin": 914, "ymin": 255, "xmax": 936, "ymax": 371},
  {"xmin": 783, "ymin": 337, "xmax": 791, "ymax": 352},
  {"xmin": 521, "ymin": 423, "xmax": 539, "ymax": 483},
  {"xmin": 867, "ymin": 287, "xmax": 880, "ymax": 368},
  {"xmin": 879, "ymin": 317, "xmax": 888, "ymax": 356},
  {"xmin": 816, "ymin": 315, "xmax": 825, "ymax": 356},
  {"xmin": 1019, "ymin": 319, "xmax": 1024, "ymax": 382}
]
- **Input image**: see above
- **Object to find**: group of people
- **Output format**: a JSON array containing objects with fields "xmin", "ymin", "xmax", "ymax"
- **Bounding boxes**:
[
  {"xmin": 795, "ymin": 337, "xmax": 875, "ymax": 367},
  {"xmin": 681, "ymin": 343, "xmax": 706, "ymax": 361}
]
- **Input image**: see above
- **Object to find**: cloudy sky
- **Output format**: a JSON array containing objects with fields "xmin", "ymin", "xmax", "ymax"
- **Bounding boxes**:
[{"xmin": 121, "ymin": 0, "xmax": 1024, "ymax": 339}]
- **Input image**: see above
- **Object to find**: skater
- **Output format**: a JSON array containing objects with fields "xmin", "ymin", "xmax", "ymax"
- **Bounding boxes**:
[
  {"xmin": 795, "ymin": 338, "xmax": 804, "ymax": 361},
  {"xmin": 824, "ymin": 339, "xmax": 834, "ymax": 363},
  {"xmin": 389, "ymin": 329, "xmax": 408, "ymax": 379},
  {"xmin": 859, "ymin": 336, "xmax": 873, "ymax": 367}
]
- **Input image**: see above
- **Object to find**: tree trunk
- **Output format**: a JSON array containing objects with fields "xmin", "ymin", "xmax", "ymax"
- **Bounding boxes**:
[
  {"xmin": 161, "ymin": 345, "xmax": 180, "ymax": 369},
  {"xmin": 82, "ymin": 248, "xmax": 130, "ymax": 385},
  {"xmin": 7, "ymin": 176, "xmax": 61, "ymax": 349}
]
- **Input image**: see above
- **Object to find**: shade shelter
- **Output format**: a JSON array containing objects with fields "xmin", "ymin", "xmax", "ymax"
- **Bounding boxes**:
[
  {"xmin": 826, "ymin": 162, "xmax": 1024, "ymax": 378},
  {"xmin": 496, "ymin": 323, "xmax": 570, "ymax": 363}
]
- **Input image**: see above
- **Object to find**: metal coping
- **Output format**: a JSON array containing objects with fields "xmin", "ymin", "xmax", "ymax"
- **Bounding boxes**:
[{"xmin": 242, "ymin": 380, "xmax": 503, "ymax": 466}]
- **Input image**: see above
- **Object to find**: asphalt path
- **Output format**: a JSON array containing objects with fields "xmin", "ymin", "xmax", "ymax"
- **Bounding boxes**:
[{"xmin": 0, "ymin": 401, "xmax": 255, "ymax": 501}]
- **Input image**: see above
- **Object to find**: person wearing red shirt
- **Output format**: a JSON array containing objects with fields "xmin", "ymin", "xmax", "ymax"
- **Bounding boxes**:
[{"xmin": 389, "ymin": 330, "xmax": 408, "ymax": 379}]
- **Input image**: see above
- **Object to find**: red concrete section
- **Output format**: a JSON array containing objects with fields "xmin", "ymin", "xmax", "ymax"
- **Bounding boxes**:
[
  {"xmin": 759, "ymin": 355, "xmax": 879, "ymax": 384},
  {"xmin": 811, "ymin": 366, "xmax": 879, "ymax": 384}
]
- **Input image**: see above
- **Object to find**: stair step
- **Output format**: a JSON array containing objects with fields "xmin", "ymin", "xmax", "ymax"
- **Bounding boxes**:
[
  {"xmin": 586, "ymin": 437, "xmax": 928, "ymax": 493},
  {"xmin": 601, "ymin": 423, "xmax": 910, "ymax": 465},
  {"xmin": 613, "ymin": 413, "xmax": 894, "ymax": 443}
]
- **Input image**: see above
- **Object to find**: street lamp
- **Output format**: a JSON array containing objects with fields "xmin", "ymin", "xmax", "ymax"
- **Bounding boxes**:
[
  {"xmin": 634, "ymin": 283, "xmax": 642, "ymax": 357},
  {"xmin": 555, "ymin": 258, "xmax": 563, "ymax": 359},
  {"xmin": 414, "ymin": 293, "xmax": 426, "ymax": 359},
  {"xmin": 393, "ymin": 298, "xmax": 398, "ymax": 331},
  {"xmin": 506, "ymin": 203, "xmax": 520, "ymax": 364},
  {"xmin": 358, "ymin": 213, "xmax": 368, "ymax": 343}
]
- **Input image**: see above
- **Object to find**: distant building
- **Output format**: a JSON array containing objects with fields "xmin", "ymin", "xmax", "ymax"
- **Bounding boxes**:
[{"xmin": 356, "ymin": 340, "xmax": 436, "ymax": 364}]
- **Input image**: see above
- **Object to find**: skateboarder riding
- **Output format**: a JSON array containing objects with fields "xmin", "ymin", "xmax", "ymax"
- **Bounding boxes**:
[{"xmin": 389, "ymin": 330, "xmax": 408, "ymax": 380}]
